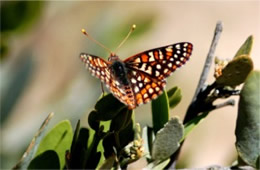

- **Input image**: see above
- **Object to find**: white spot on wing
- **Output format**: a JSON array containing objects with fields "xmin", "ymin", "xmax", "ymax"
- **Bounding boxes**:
[
  {"xmin": 131, "ymin": 78, "xmax": 137, "ymax": 84},
  {"xmin": 134, "ymin": 86, "xmax": 139, "ymax": 93},
  {"xmin": 140, "ymin": 63, "xmax": 147, "ymax": 72},
  {"xmin": 155, "ymin": 71, "xmax": 160, "ymax": 77},
  {"xmin": 164, "ymin": 68, "xmax": 169, "ymax": 74},
  {"xmin": 144, "ymin": 78, "xmax": 150, "ymax": 83},
  {"xmin": 135, "ymin": 58, "xmax": 141, "ymax": 63},
  {"xmin": 166, "ymin": 47, "xmax": 173, "ymax": 52},
  {"xmin": 146, "ymin": 66, "xmax": 152, "ymax": 74},
  {"xmin": 159, "ymin": 50, "xmax": 163, "ymax": 59}
]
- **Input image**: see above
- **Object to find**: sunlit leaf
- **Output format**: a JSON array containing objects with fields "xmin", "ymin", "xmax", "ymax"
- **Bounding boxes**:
[
  {"xmin": 152, "ymin": 90, "xmax": 169, "ymax": 134},
  {"xmin": 35, "ymin": 120, "xmax": 73, "ymax": 169},
  {"xmin": 167, "ymin": 86, "xmax": 182, "ymax": 109},
  {"xmin": 234, "ymin": 35, "xmax": 253, "ymax": 58},
  {"xmin": 152, "ymin": 117, "xmax": 184, "ymax": 162},
  {"xmin": 215, "ymin": 55, "xmax": 253, "ymax": 87},
  {"xmin": 236, "ymin": 71, "xmax": 260, "ymax": 168}
]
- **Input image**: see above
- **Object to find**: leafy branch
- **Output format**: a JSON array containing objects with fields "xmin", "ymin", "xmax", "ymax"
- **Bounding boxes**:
[{"xmin": 13, "ymin": 21, "xmax": 258, "ymax": 169}]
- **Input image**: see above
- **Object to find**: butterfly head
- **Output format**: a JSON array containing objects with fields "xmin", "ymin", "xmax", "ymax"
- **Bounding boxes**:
[{"xmin": 108, "ymin": 53, "xmax": 120, "ymax": 62}]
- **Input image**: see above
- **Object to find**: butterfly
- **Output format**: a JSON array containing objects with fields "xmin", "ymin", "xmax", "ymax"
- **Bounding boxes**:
[{"xmin": 80, "ymin": 42, "xmax": 193, "ymax": 109}]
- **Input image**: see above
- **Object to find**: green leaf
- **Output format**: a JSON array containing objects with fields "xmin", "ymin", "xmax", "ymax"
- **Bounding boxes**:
[
  {"xmin": 88, "ymin": 110, "xmax": 101, "ymax": 131},
  {"xmin": 152, "ymin": 90, "xmax": 169, "ymax": 134},
  {"xmin": 70, "ymin": 120, "xmax": 81, "ymax": 157},
  {"xmin": 13, "ymin": 113, "xmax": 54, "ymax": 169},
  {"xmin": 236, "ymin": 71, "xmax": 260, "ymax": 168},
  {"xmin": 110, "ymin": 108, "xmax": 133, "ymax": 132},
  {"xmin": 215, "ymin": 55, "xmax": 253, "ymax": 87},
  {"xmin": 95, "ymin": 94, "xmax": 126, "ymax": 121},
  {"xmin": 182, "ymin": 112, "xmax": 209, "ymax": 142},
  {"xmin": 152, "ymin": 117, "xmax": 184, "ymax": 162},
  {"xmin": 234, "ymin": 35, "xmax": 253, "ymax": 58},
  {"xmin": 28, "ymin": 150, "xmax": 60, "ymax": 169},
  {"xmin": 68, "ymin": 127, "xmax": 89, "ymax": 169},
  {"xmin": 35, "ymin": 120, "xmax": 73, "ymax": 169},
  {"xmin": 167, "ymin": 86, "xmax": 182, "ymax": 109}
]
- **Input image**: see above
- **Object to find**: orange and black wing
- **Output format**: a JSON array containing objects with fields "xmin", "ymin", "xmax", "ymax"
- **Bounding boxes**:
[{"xmin": 124, "ymin": 42, "xmax": 193, "ymax": 81}]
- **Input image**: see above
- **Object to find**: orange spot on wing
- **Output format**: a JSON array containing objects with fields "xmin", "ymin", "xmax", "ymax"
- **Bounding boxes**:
[
  {"xmin": 137, "ymin": 98, "xmax": 143, "ymax": 105},
  {"xmin": 136, "ymin": 93, "xmax": 142, "ymax": 100},
  {"xmin": 144, "ymin": 98, "xmax": 150, "ymax": 103},
  {"xmin": 166, "ymin": 52, "xmax": 172, "ymax": 59},
  {"xmin": 141, "ymin": 54, "xmax": 149, "ymax": 62},
  {"xmin": 154, "ymin": 51, "xmax": 159, "ymax": 59},
  {"xmin": 152, "ymin": 94, "xmax": 157, "ymax": 99},
  {"xmin": 151, "ymin": 62, "xmax": 156, "ymax": 66},
  {"xmin": 151, "ymin": 83, "xmax": 157, "ymax": 88},
  {"xmin": 141, "ymin": 88, "xmax": 147, "ymax": 95},
  {"xmin": 141, "ymin": 74, "xmax": 145, "ymax": 80},
  {"xmin": 146, "ymin": 84, "xmax": 151, "ymax": 90},
  {"xmin": 154, "ymin": 51, "xmax": 159, "ymax": 60},
  {"xmin": 173, "ymin": 65, "xmax": 177, "ymax": 70}
]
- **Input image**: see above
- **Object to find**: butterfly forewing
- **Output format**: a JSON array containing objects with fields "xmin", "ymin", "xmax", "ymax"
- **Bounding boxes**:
[
  {"xmin": 124, "ymin": 42, "xmax": 193, "ymax": 80},
  {"xmin": 80, "ymin": 53, "xmax": 112, "ymax": 84},
  {"xmin": 80, "ymin": 53, "xmax": 136, "ymax": 108}
]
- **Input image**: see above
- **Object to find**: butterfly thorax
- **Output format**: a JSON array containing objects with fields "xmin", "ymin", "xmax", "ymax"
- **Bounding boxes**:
[{"xmin": 110, "ymin": 60, "xmax": 129, "ymax": 85}]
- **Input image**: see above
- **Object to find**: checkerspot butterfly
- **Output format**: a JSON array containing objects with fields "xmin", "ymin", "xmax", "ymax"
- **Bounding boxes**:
[{"xmin": 80, "ymin": 25, "xmax": 193, "ymax": 109}]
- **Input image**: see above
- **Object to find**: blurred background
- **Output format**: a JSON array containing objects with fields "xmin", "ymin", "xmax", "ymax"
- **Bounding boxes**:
[{"xmin": 0, "ymin": 1, "xmax": 259, "ymax": 169}]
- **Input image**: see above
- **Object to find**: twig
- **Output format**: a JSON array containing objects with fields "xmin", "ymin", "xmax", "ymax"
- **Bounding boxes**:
[
  {"xmin": 166, "ymin": 21, "xmax": 224, "ymax": 169},
  {"xmin": 214, "ymin": 99, "xmax": 235, "ymax": 109},
  {"xmin": 192, "ymin": 21, "xmax": 223, "ymax": 102}
]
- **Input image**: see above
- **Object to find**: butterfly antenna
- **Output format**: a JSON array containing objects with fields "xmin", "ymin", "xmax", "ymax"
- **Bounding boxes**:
[
  {"xmin": 81, "ymin": 29, "xmax": 114, "ymax": 54},
  {"xmin": 114, "ymin": 24, "xmax": 136, "ymax": 53}
]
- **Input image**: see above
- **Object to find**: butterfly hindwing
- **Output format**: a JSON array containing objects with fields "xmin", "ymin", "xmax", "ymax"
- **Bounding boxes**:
[
  {"xmin": 127, "ymin": 69, "xmax": 166, "ymax": 106},
  {"xmin": 124, "ymin": 42, "xmax": 193, "ymax": 80}
]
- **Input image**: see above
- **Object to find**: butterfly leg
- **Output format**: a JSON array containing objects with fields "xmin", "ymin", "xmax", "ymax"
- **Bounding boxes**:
[{"xmin": 101, "ymin": 82, "xmax": 105, "ymax": 97}]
